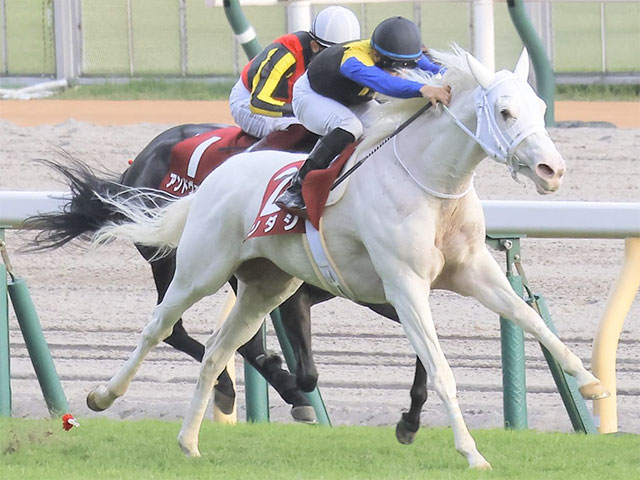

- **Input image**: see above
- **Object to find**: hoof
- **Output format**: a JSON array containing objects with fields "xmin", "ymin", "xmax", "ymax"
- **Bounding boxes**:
[
  {"xmin": 177, "ymin": 434, "xmax": 201, "ymax": 458},
  {"xmin": 395, "ymin": 419, "xmax": 417, "ymax": 445},
  {"xmin": 579, "ymin": 381, "xmax": 610, "ymax": 400},
  {"xmin": 86, "ymin": 386, "xmax": 112, "ymax": 412},
  {"xmin": 213, "ymin": 388, "xmax": 236, "ymax": 415},
  {"xmin": 291, "ymin": 406, "xmax": 317, "ymax": 424},
  {"xmin": 470, "ymin": 460, "xmax": 492, "ymax": 471}
]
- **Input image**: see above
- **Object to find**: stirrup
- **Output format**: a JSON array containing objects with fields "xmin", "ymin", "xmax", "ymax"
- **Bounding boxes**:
[{"xmin": 275, "ymin": 188, "xmax": 307, "ymax": 219}]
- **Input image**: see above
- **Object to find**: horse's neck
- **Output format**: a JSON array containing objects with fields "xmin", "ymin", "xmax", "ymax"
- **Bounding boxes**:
[{"xmin": 386, "ymin": 89, "xmax": 482, "ymax": 198}]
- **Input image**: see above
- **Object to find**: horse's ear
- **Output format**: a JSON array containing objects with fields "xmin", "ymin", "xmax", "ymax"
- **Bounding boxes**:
[
  {"xmin": 465, "ymin": 52, "xmax": 493, "ymax": 89},
  {"xmin": 514, "ymin": 48, "xmax": 529, "ymax": 81}
]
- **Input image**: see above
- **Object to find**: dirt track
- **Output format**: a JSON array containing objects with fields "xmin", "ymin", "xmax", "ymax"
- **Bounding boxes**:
[
  {"xmin": 1, "ymin": 99, "xmax": 639, "ymax": 128},
  {"xmin": 1, "ymin": 100, "xmax": 639, "ymax": 436}
]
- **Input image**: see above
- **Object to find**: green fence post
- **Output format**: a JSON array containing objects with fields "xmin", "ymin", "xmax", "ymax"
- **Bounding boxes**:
[
  {"xmin": 8, "ymin": 276, "xmax": 68, "ymax": 416},
  {"xmin": 223, "ymin": 2, "xmax": 266, "ymax": 422},
  {"xmin": 0, "ymin": 232, "xmax": 11, "ymax": 417},
  {"xmin": 488, "ymin": 236, "xmax": 529, "ymax": 429},
  {"xmin": 507, "ymin": 0, "xmax": 555, "ymax": 126},
  {"xmin": 223, "ymin": 0, "xmax": 262, "ymax": 60},
  {"xmin": 270, "ymin": 309, "xmax": 331, "ymax": 426},
  {"xmin": 244, "ymin": 322, "xmax": 270, "ymax": 422},
  {"xmin": 531, "ymin": 294, "xmax": 598, "ymax": 434}
]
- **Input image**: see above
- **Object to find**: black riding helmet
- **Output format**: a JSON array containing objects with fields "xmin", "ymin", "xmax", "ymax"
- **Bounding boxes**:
[{"xmin": 370, "ymin": 16, "xmax": 422, "ymax": 69}]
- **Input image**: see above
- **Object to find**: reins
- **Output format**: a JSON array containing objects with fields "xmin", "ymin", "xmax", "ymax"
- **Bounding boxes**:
[
  {"xmin": 331, "ymin": 73, "xmax": 546, "ymax": 192},
  {"xmin": 330, "ymin": 101, "xmax": 433, "ymax": 190}
]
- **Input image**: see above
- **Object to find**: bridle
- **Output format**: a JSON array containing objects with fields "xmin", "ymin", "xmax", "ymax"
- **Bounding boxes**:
[
  {"xmin": 333, "ymin": 72, "xmax": 549, "ymax": 197},
  {"xmin": 443, "ymin": 73, "xmax": 548, "ymax": 182}
]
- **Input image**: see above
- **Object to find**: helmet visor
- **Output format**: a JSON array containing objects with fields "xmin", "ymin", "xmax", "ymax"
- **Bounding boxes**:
[{"xmin": 310, "ymin": 33, "xmax": 335, "ymax": 49}]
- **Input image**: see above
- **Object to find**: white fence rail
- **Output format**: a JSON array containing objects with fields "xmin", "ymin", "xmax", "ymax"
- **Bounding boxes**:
[{"xmin": 1, "ymin": 191, "xmax": 639, "ymax": 238}]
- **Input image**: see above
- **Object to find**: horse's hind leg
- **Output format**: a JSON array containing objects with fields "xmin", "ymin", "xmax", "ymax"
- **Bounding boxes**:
[
  {"xmin": 147, "ymin": 252, "xmax": 205, "ymax": 361},
  {"xmin": 452, "ymin": 248, "xmax": 609, "ymax": 399},
  {"xmin": 148, "ymin": 251, "xmax": 236, "ymax": 413},
  {"xmin": 87, "ymin": 278, "xmax": 211, "ymax": 411},
  {"xmin": 87, "ymin": 242, "xmax": 237, "ymax": 411},
  {"xmin": 178, "ymin": 260, "xmax": 302, "ymax": 457}
]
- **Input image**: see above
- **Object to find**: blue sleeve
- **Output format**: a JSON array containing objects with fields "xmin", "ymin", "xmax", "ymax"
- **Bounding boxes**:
[
  {"xmin": 339, "ymin": 57, "xmax": 424, "ymax": 99},
  {"xmin": 417, "ymin": 54, "xmax": 445, "ymax": 75}
]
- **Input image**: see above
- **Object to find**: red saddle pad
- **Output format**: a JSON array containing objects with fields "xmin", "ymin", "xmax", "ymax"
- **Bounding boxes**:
[{"xmin": 302, "ymin": 142, "xmax": 358, "ymax": 230}]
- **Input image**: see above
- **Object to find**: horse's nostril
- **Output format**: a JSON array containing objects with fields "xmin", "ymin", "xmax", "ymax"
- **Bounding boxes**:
[{"xmin": 536, "ymin": 163, "xmax": 555, "ymax": 179}]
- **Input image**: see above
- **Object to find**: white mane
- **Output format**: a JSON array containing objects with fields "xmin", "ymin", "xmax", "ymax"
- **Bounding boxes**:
[{"xmin": 355, "ymin": 45, "xmax": 477, "ymax": 156}]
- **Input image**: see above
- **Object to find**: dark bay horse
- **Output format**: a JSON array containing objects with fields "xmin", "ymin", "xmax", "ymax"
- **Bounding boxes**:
[{"xmin": 26, "ymin": 123, "xmax": 427, "ymax": 443}]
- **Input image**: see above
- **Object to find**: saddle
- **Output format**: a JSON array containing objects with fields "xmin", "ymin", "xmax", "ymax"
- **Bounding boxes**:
[
  {"xmin": 247, "ymin": 142, "xmax": 358, "ymax": 239},
  {"xmin": 159, "ymin": 124, "xmax": 318, "ymax": 197}
]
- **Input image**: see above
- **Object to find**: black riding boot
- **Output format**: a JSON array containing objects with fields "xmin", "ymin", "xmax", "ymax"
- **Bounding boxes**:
[{"xmin": 275, "ymin": 128, "xmax": 355, "ymax": 217}]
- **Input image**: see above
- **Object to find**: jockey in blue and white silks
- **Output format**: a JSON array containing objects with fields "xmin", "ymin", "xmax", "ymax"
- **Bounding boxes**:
[{"xmin": 276, "ymin": 16, "xmax": 452, "ymax": 216}]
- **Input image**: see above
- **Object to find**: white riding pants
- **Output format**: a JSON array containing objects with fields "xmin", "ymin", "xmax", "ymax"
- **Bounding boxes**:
[
  {"xmin": 228, "ymin": 78, "xmax": 299, "ymax": 138},
  {"xmin": 292, "ymin": 72, "xmax": 374, "ymax": 139}
]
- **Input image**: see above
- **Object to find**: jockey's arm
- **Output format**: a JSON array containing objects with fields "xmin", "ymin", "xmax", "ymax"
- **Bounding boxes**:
[
  {"xmin": 339, "ymin": 56, "xmax": 425, "ymax": 99},
  {"xmin": 249, "ymin": 49, "xmax": 296, "ymax": 117},
  {"xmin": 417, "ymin": 54, "xmax": 445, "ymax": 75}
]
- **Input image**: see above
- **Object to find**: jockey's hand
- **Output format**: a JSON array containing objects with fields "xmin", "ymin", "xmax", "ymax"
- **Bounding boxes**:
[{"xmin": 420, "ymin": 84, "xmax": 451, "ymax": 106}]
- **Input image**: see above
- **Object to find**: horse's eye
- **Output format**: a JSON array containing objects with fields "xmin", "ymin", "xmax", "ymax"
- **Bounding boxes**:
[{"xmin": 500, "ymin": 109, "xmax": 511, "ymax": 121}]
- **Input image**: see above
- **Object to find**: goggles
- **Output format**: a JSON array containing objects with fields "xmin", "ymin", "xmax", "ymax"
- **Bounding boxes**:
[{"xmin": 377, "ymin": 56, "xmax": 419, "ymax": 69}]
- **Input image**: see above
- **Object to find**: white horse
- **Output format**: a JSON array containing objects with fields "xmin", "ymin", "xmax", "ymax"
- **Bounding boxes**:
[{"xmin": 85, "ymin": 48, "xmax": 608, "ymax": 469}]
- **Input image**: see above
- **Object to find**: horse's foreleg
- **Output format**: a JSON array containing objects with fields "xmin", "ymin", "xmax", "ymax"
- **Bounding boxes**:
[
  {"xmin": 178, "ymin": 269, "xmax": 303, "ymax": 457},
  {"xmin": 396, "ymin": 357, "xmax": 427, "ymax": 445},
  {"xmin": 452, "ymin": 248, "xmax": 609, "ymax": 399},
  {"xmin": 383, "ymin": 275, "xmax": 491, "ymax": 470}
]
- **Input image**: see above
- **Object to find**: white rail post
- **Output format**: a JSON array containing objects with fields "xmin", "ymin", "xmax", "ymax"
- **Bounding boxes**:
[
  {"xmin": 592, "ymin": 237, "xmax": 640, "ymax": 433},
  {"xmin": 178, "ymin": 0, "xmax": 188, "ymax": 76},
  {"xmin": 471, "ymin": 0, "xmax": 495, "ymax": 71},
  {"xmin": 286, "ymin": 0, "xmax": 312, "ymax": 34},
  {"xmin": 53, "ymin": 0, "xmax": 81, "ymax": 81}
]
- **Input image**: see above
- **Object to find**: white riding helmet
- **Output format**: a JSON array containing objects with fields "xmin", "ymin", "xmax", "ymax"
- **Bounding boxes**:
[{"xmin": 310, "ymin": 6, "xmax": 361, "ymax": 47}]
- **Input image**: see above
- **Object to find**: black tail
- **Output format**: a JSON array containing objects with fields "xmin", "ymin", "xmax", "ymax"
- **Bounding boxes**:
[{"xmin": 24, "ymin": 156, "xmax": 129, "ymax": 251}]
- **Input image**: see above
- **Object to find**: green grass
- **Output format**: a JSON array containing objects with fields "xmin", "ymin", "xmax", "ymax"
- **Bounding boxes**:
[
  {"xmin": 1, "ymin": 418, "xmax": 639, "ymax": 479},
  {"xmin": 50, "ymin": 78, "xmax": 236, "ymax": 100},
  {"xmin": 44, "ymin": 79, "xmax": 639, "ymax": 101},
  {"xmin": 556, "ymin": 84, "xmax": 640, "ymax": 101}
]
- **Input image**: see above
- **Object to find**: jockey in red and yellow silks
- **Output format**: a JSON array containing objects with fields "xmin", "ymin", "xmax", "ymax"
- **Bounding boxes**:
[
  {"xmin": 240, "ymin": 32, "xmax": 314, "ymax": 119},
  {"xmin": 228, "ymin": 6, "xmax": 360, "ymax": 139}
]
